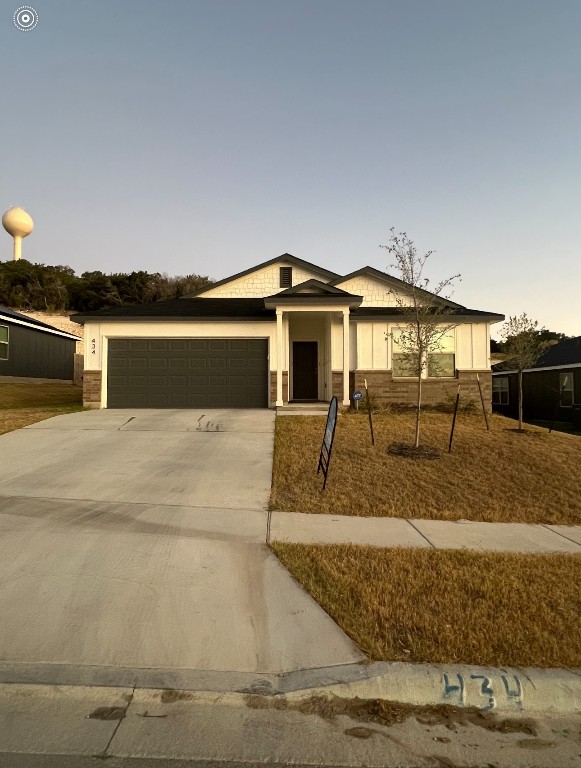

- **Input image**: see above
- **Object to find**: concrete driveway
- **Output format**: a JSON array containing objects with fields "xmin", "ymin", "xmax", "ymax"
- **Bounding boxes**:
[{"xmin": 0, "ymin": 410, "xmax": 363, "ymax": 685}]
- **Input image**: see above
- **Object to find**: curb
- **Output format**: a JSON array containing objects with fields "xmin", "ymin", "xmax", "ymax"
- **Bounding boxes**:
[
  {"xmin": 1, "ymin": 660, "xmax": 580, "ymax": 715},
  {"xmin": 280, "ymin": 661, "xmax": 581, "ymax": 715}
]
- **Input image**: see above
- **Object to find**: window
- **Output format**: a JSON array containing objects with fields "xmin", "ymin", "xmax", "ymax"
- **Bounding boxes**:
[
  {"xmin": 391, "ymin": 329, "xmax": 419, "ymax": 377},
  {"xmin": 560, "ymin": 372, "xmax": 574, "ymax": 407},
  {"xmin": 492, "ymin": 377, "xmax": 509, "ymax": 405},
  {"xmin": 0, "ymin": 325, "xmax": 7, "ymax": 361},
  {"xmin": 280, "ymin": 266, "xmax": 292, "ymax": 288},
  {"xmin": 427, "ymin": 330, "xmax": 455, "ymax": 377},
  {"xmin": 392, "ymin": 352, "xmax": 420, "ymax": 377},
  {"xmin": 391, "ymin": 327, "xmax": 456, "ymax": 378}
]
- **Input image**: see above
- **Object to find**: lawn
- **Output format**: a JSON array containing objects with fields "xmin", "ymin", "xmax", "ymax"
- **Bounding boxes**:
[
  {"xmin": 270, "ymin": 411, "xmax": 581, "ymax": 525},
  {"xmin": 272, "ymin": 543, "xmax": 581, "ymax": 669},
  {"xmin": 0, "ymin": 382, "xmax": 83, "ymax": 435}
]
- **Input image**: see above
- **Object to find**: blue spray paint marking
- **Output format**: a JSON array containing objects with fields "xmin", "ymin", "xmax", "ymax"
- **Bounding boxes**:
[
  {"xmin": 470, "ymin": 675, "xmax": 495, "ymax": 711},
  {"xmin": 501, "ymin": 675, "xmax": 523, "ymax": 709},
  {"xmin": 442, "ymin": 673, "xmax": 465, "ymax": 705}
]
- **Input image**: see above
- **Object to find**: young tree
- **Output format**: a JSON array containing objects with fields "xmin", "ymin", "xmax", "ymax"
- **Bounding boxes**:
[
  {"xmin": 380, "ymin": 228, "xmax": 460, "ymax": 449},
  {"xmin": 500, "ymin": 314, "xmax": 549, "ymax": 431}
]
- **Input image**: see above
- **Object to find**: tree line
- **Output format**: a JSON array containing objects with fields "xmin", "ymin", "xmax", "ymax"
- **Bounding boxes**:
[{"xmin": 0, "ymin": 260, "xmax": 212, "ymax": 313}]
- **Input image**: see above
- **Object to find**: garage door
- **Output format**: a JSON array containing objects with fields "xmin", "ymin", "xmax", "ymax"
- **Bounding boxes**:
[{"xmin": 107, "ymin": 338, "xmax": 269, "ymax": 408}]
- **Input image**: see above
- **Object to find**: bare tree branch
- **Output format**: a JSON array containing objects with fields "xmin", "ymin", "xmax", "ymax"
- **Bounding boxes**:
[{"xmin": 380, "ymin": 228, "xmax": 461, "ymax": 448}]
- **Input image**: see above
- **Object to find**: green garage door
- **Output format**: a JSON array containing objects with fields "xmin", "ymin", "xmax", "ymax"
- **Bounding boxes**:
[{"xmin": 107, "ymin": 338, "xmax": 269, "ymax": 408}]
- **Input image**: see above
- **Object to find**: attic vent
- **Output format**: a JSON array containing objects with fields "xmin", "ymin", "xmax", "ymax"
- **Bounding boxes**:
[{"xmin": 280, "ymin": 267, "xmax": 292, "ymax": 288}]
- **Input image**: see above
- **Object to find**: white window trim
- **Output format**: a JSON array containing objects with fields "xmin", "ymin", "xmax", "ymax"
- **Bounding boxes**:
[
  {"xmin": 492, "ymin": 376, "xmax": 509, "ymax": 405},
  {"xmin": 559, "ymin": 372, "xmax": 575, "ymax": 407}
]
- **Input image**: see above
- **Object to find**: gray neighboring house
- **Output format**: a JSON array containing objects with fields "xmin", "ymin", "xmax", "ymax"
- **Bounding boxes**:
[
  {"xmin": 0, "ymin": 306, "xmax": 81, "ymax": 381},
  {"xmin": 492, "ymin": 336, "xmax": 581, "ymax": 427}
]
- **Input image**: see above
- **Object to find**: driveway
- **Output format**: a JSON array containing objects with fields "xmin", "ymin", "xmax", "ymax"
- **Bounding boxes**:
[{"xmin": 0, "ymin": 410, "xmax": 363, "ymax": 684}]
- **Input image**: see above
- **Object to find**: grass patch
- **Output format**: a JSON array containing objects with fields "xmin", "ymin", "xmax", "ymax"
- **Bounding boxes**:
[
  {"xmin": 0, "ymin": 382, "xmax": 83, "ymax": 435},
  {"xmin": 270, "ymin": 411, "xmax": 581, "ymax": 524},
  {"xmin": 272, "ymin": 543, "xmax": 581, "ymax": 668}
]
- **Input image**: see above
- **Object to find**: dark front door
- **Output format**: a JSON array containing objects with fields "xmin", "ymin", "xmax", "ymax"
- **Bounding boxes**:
[{"xmin": 292, "ymin": 341, "xmax": 318, "ymax": 400}]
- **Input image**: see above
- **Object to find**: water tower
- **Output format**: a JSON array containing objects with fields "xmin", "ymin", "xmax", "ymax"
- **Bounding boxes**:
[{"xmin": 2, "ymin": 207, "xmax": 34, "ymax": 261}]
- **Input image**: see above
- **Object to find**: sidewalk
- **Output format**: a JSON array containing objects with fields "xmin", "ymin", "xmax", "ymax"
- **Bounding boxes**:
[{"xmin": 270, "ymin": 511, "xmax": 581, "ymax": 553}]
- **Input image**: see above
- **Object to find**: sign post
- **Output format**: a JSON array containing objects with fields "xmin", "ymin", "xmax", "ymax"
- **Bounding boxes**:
[
  {"xmin": 364, "ymin": 378, "xmax": 375, "ymax": 446},
  {"xmin": 353, "ymin": 389, "xmax": 362, "ymax": 412},
  {"xmin": 476, "ymin": 373, "xmax": 490, "ymax": 431},
  {"xmin": 317, "ymin": 396, "xmax": 338, "ymax": 490},
  {"xmin": 448, "ymin": 384, "xmax": 461, "ymax": 453}
]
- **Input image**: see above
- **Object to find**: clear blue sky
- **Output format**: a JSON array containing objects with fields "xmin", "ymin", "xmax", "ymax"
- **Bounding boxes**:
[{"xmin": 1, "ymin": 0, "xmax": 580, "ymax": 335}]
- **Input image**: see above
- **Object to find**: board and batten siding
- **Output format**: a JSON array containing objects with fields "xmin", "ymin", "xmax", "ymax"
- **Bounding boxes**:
[
  {"xmin": 0, "ymin": 321, "xmax": 76, "ymax": 379},
  {"xmin": 353, "ymin": 321, "xmax": 490, "ymax": 371},
  {"xmin": 85, "ymin": 319, "xmax": 491, "ymax": 377}
]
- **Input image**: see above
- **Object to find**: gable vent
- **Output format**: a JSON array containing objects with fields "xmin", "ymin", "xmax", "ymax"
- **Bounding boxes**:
[{"xmin": 279, "ymin": 266, "xmax": 292, "ymax": 288}]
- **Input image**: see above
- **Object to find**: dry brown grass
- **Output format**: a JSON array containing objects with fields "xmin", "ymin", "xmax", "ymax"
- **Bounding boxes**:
[
  {"xmin": 272, "ymin": 543, "xmax": 581, "ymax": 668},
  {"xmin": 0, "ymin": 382, "xmax": 83, "ymax": 435},
  {"xmin": 270, "ymin": 411, "xmax": 581, "ymax": 524}
]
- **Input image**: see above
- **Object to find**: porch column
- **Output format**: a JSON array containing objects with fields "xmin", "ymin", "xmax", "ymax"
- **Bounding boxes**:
[
  {"xmin": 342, "ymin": 308, "xmax": 350, "ymax": 406},
  {"xmin": 276, "ymin": 309, "xmax": 284, "ymax": 406}
]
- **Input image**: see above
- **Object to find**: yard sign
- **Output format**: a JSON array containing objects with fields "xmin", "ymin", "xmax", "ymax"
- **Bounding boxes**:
[{"xmin": 317, "ymin": 396, "xmax": 338, "ymax": 490}]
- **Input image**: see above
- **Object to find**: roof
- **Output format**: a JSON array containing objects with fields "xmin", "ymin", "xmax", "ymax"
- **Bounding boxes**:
[
  {"xmin": 0, "ymin": 306, "xmax": 81, "ymax": 341},
  {"xmin": 536, "ymin": 336, "xmax": 581, "ymax": 367},
  {"xmin": 264, "ymin": 279, "xmax": 363, "ymax": 308},
  {"xmin": 184, "ymin": 254, "xmax": 341, "ymax": 298},
  {"xmin": 353, "ymin": 307, "xmax": 504, "ymax": 322},
  {"xmin": 270, "ymin": 279, "xmax": 359, "ymax": 298},
  {"xmin": 331, "ymin": 266, "xmax": 465, "ymax": 310},
  {"xmin": 73, "ymin": 298, "xmax": 276, "ymax": 323},
  {"xmin": 493, "ymin": 336, "xmax": 581, "ymax": 374},
  {"xmin": 74, "ymin": 298, "xmax": 503, "ymax": 323}
]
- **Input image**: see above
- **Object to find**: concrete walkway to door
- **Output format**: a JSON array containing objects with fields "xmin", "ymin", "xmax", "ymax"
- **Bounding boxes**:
[{"xmin": 0, "ymin": 409, "xmax": 363, "ymax": 688}]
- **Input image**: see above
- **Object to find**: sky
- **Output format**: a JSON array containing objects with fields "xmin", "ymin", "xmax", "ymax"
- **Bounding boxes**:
[{"xmin": 1, "ymin": 0, "xmax": 580, "ymax": 335}]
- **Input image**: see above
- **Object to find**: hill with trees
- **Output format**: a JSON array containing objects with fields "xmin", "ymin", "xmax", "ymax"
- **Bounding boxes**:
[{"xmin": 0, "ymin": 260, "xmax": 212, "ymax": 313}]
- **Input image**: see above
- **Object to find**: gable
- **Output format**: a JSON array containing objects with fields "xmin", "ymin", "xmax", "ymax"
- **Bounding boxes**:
[
  {"xmin": 198, "ymin": 261, "xmax": 330, "ymax": 299},
  {"xmin": 334, "ymin": 275, "xmax": 411, "ymax": 307}
]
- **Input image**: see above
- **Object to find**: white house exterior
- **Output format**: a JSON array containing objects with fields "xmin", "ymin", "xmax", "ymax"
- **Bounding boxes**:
[{"xmin": 74, "ymin": 254, "xmax": 504, "ymax": 410}]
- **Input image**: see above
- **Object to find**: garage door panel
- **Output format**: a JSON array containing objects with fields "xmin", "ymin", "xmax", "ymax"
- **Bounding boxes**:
[
  {"xmin": 209, "ymin": 375, "xmax": 227, "ymax": 386},
  {"xmin": 150, "ymin": 340, "xmax": 169, "ymax": 351},
  {"xmin": 129, "ymin": 340, "xmax": 148, "ymax": 351},
  {"xmin": 107, "ymin": 338, "xmax": 268, "ymax": 408},
  {"xmin": 209, "ymin": 340, "xmax": 227, "ymax": 351}
]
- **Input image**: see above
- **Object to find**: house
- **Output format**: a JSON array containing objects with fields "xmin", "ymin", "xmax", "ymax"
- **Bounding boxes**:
[
  {"xmin": 72, "ymin": 254, "xmax": 504, "ymax": 410},
  {"xmin": 492, "ymin": 336, "xmax": 581, "ymax": 427},
  {"xmin": 0, "ymin": 306, "xmax": 81, "ymax": 381}
]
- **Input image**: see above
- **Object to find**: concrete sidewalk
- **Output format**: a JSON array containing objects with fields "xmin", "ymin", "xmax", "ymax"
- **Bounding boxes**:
[{"xmin": 270, "ymin": 511, "xmax": 581, "ymax": 553}]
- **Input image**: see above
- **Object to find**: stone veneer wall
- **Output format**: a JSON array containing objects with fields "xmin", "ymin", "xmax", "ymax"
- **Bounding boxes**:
[
  {"xmin": 351, "ymin": 370, "xmax": 493, "ymax": 411},
  {"xmin": 331, "ymin": 371, "xmax": 355, "ymax": 402},
  {"xmin": 270, "ymin": 371, "xmax": 289, "ymax": 404},
  {"xmin": 83, "ymin": 370, "xmax": 102, "ymax": 408}
]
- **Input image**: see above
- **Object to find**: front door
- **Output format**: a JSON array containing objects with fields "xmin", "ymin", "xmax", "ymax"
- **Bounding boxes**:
[{"xmin": 292, "ymin": 341, "xmax": 318, "ymax": 400}]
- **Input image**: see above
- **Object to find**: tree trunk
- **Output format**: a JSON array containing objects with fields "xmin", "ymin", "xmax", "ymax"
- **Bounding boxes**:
[
  {"xmin": 518, "ymin": 369, "xmax": 523, "ymax": 431},
  {"xmin": 415, "ymin": 374, "xmax": 422, "ymax": 448}
]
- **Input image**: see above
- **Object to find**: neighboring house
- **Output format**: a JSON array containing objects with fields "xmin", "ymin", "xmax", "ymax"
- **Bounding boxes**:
[
  {"xmin": 0, "ymin": 306, "xmax": 81, "ymax": 381},
  {"xmin": 73, "ymin": 254, "xmax": 504, "ymax": 410},
  {"xmin": 492, "ymin": 336, "xmax": 581, "ymax": 426}
]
